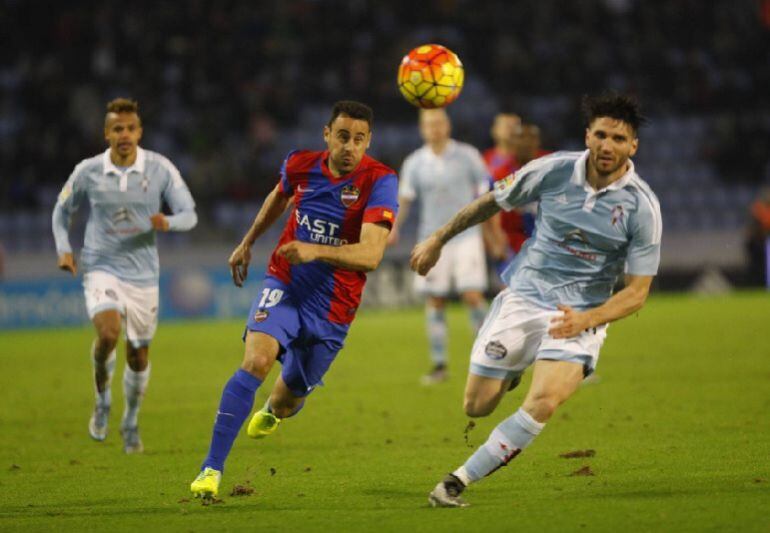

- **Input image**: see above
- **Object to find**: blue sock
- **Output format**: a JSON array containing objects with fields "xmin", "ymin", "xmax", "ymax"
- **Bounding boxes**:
[
  {"xmin": 468, "ymin": 304, "xmax": 487, "ymax": 333},
  {"xmin": 426, "ymin": 307, "xmax": 447, "ymax": 366},
  {"xmin": 454, "ymin": 408, "xmax": 544, "ymax": 484},
  {"xmin": 202, "ymin": 369, "xmax": 262, "ymax": 472}
]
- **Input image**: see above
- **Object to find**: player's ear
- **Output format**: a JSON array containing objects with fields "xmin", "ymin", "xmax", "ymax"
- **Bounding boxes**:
[
  {"xmin": 584, "ymin": 128, "xmax": 591, "ymax": 147},
  {"xmin": 323, "ymin": 125, "xmax": 331, "ymax": 144},
  {"xmin": 629, "ymin": 136, "xmax": 639, "ymax": 157}
]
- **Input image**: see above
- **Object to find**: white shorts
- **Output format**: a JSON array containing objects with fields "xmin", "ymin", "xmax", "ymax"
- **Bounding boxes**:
[
  {"xmin": 414, "ymin": 234, "xmax": 488, "ymax": 296},
  {"xmin": 83, "ymin": 270, "xmax": 159, "ymax": 347},
  {"xmin": 470, "ymin": 289, "xmax": 607, "ymax": 380}
]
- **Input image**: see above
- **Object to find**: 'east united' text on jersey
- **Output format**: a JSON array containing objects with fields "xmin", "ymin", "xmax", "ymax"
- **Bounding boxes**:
[
  {"xmin": 267, "ymin": 150, "xmax": 398, "ymax": 325},
  {"xmin": 494, "ymin": 150, "xmax": 662, "ymax": 310}
]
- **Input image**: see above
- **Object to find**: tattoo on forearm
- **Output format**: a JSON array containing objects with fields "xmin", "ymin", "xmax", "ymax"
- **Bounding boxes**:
[{"xmin": 437, "ymin": 193, "xmax": 500, "ymax": 244}]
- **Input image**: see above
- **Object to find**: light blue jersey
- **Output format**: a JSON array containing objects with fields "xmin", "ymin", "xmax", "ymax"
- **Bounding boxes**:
[
  {"xmin": 400, "ymin": 140, "xmax": 490, "ymax": 242},
  {"xmin": 494, "ymin": 150, "xmax": 662, "ymax": 310},
  {"xmin": 52, "ymin": 147, "xmax": 197, "ymax": 287}
]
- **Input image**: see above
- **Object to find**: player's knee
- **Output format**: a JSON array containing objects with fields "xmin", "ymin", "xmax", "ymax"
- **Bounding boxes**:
[
  {"xmin": 96, "ymin": 326, "xmax": 120, "ymax": 352},
  {"xmin": 463, "ymin": 396, "xmax": 495, "ymax": 418},
  {"xmin": 523, "ymin": 394, "xmax": 560, "ymax": 422},
  {"xmin": 461, "ymin": 291, "xmax": 484, "ymax": 307},
  {"xmin": 126, "ymin": 346, "xmax": 149, "ymax": 371},
  {"xmin": 241, "ymin": 352, "xmax": 274, "ymax": 379}
]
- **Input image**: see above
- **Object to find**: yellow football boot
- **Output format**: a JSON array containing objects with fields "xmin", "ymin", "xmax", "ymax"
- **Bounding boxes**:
[
  {"xmin": 247, "ymin": 409, "xmax": 281, "ymax": 439},
  {"xmin": 190, "ymin": 467, "xmax": 221, "ymax": 501}
]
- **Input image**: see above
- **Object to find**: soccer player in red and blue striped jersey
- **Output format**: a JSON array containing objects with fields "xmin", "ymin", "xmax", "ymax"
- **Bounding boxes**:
[{"xmin": 191, "ymin": 101, "xmax": 398, "ymax": 499}]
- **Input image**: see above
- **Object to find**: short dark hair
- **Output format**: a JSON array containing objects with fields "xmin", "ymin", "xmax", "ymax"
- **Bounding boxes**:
[
  {"xmin": 328, "ymin": 100, "xmax": 373, "ymax": 129},
  {"xmin": 106, "ymin": 97, "xmax": 139, "ymax": 115},
  {"xmin": 582, "ymin": 91, "xmax": 645, "ymax": 134}
]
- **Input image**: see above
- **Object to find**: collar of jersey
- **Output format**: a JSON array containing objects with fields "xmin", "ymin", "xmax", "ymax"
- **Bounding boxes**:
[
  {"xmin": 571, "ymin": 149, "xmax": 635, "ymax": 195},
  {"xmin": 102, "ymin": 147, "xmax": 146, "ymax": 176},
  {"xmin": 320, "ymin": 150, "xmax": 366, "ymax": 181},
  {"xmin": 424, "ymin": 139, "xmax": 457, "ymax": 160}
]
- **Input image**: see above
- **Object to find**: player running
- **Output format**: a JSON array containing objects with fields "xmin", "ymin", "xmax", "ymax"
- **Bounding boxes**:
[
  {"xmin": 389, "ymin": 108, "xmax": 492, "ymax": 384},
  {"xmin": 410, "ymin": 92, "xmax": 662, "ymax": 507},
  {"xmin": 190, "ymin": 101, "xmax": 398, "ymax": 500},
  {"xmin": 52, "ymin": 98, "xmax": 197, "ymax": 453}
]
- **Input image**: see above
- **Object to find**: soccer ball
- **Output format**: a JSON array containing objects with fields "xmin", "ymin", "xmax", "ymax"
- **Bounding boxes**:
[{"xmin": 397, "ymin": 44, "xmax": 464, "ymax": 109}]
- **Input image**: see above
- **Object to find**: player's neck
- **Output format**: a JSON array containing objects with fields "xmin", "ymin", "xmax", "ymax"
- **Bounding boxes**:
[
  {"xmin": 428, "ymin": 139, "xmax": 449, "ymax": 155},
  {"xmin": 110, "ymin": 149, "xmax": 137, "ymax": 168},
  {"xmin": 495, "ymin": 144, "xmax": 514, "ymax": 156},
  {"xmin": 327, "ymin": 157, "xmax": 352, "ymax": 178},
  {"xmin": 586, "ymin": 160, "xmax": 629, "ymax": 191}
]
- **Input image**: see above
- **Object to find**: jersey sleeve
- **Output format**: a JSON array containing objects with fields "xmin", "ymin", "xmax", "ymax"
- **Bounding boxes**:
[
  {"xmin": 398, "ymin": 154, "xmax": 417, "ymax": 201},
  {"xmin": 625, "ymin": 191, "xmax": 663, "ymax": 275},
  {"xmin": 363, "ymin": 173, "xmax": 399, "ymax": 228},
  {"xmin": 51, "ymin": 162, "xmax": 88, "ymax": 254},
  {"xmin": 493, "ymin": 155, "xmax": 556, "ymax": 211},
  {"xmin": 160, "ymin": 158, "xmax": 197, "ymax": 231},
  {"xmin": 278, "ymin": 150, "xmax": 299, "ymax": 195}
]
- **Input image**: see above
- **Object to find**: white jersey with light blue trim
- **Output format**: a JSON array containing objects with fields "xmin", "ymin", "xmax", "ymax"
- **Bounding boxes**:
[
  {"xmin": 494, "ymin": 150, "xmax": 662, "ymax": 310},
  {"xmin": 52, "ymin": 147, "xmax": 197, "ymax": 287},
  {"xmin": 400, "ymin": 139, "xmax": 491, "ymax": 242}
]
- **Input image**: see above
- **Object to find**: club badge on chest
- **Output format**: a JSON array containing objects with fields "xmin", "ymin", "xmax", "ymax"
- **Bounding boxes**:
[{"xmin": 340, "ymin": 184, "xmax": 360, "ymax": 207}]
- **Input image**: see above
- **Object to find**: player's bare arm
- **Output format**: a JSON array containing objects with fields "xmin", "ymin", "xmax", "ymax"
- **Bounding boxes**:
[
  {"xmin": 230, "ymin": 184, "xmax": 292, "ymax": 287},
  {"xmin": 481, "ymin": 212, "xmax": 508, "ymax": 260},
  {"xmin": 387, "ymin": 196, "xmax": 412, "ymax": 246},
  {"xmin": 279, "ymin": 222, "xmax": 390, "ymax": 272},
  {"xmin": 410, "ymin": 191, "xmax": 500, "ymax": 275},
  {"xmin": 57, "ymin": 252, "xmax": 77, "ymax": 276},
  {"xmin": 548, "ymin": 274, "xmax": 654, "ymax": 339}
]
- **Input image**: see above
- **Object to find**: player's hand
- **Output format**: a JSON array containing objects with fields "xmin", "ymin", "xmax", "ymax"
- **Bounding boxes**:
[
  {"xmin": 278, "ymin": 241, "xmax": 317, "ymax": 265},
  {"xmin": 57, "ymin": 253, "xmax": 77, "ymax": 276},
  {"xmin": 410, "ymin": 235, "xmax": 442, "ymax": 276},
  {"xmin": 548, "ymin": 304, "xmax": 594, "ymax": 339},
  {"xmin": 229, "ymin": 242, "xmax": 252, "ymax": 287},
  {"xmin": 150, "ymin": 213, "xmax": 169, "ymax": 232}
]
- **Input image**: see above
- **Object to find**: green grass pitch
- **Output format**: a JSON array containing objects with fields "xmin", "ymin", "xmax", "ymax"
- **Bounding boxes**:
[{"xmin": 1, "ymin": 293, "xmax": 769, "ymax": 531}]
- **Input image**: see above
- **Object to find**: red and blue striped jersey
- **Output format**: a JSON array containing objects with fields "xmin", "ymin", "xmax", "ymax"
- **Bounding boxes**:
[{"xmin": 266, "ymin": 150, "xmax": 399, "ymax": 324}]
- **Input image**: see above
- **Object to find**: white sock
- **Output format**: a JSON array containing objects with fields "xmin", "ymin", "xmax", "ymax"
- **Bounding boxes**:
[
  {"xmin": 91, "ymin": 341, "xmax": 116, "ymax": 409},
  {"xmin": 122, "ymin": 363, "xmax": 151, "ymax": 428}
]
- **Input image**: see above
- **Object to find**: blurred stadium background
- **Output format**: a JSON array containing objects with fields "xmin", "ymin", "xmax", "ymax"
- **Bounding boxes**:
[{"xmin": 1, "ymin": 0, "xmax": 769, "ymax": 328}]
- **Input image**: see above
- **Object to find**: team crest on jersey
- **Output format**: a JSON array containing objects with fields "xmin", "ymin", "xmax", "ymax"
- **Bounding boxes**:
[
  {"xmin": 112, "ymin": 207, "xmax": 133, "ymax": 224},
  {"xmin": 253, "ymin": 310, "xmax": 269, "ymax": 323},
  {"xmin": 340, "ymin": 185, "xmax": 360, "ymax": 207},
  {"xmin": 610, "ymin": 205, "xmax": 625, "ymax": 226},
  {"xmin": 564, "ymin": 228, "xmax": 588, "ymax": 244},
  {"xmin": 485, "ymin": 340, "xmax": 507, "ymax": 360}
]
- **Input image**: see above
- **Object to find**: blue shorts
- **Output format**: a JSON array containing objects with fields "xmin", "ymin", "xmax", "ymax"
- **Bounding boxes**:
[{"xmin": 245, "ymin": 276, "xmax": 349, "ymax": 397}]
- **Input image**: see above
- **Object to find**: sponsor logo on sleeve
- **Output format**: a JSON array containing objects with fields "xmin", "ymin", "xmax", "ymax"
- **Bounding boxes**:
[
  {"xmin": 253, "ymin": 310, "xmax": 269, "ymax": 323},
  {"xmin": 58, "ymin": 184, "xmax": 72, "ymax": 204},
  {"xmin": 495, "ymin": 174, "xmax": 515, "ymax": 192}
]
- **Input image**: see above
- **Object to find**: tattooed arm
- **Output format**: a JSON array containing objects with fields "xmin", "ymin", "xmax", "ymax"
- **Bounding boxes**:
[{"xmin": 410, "ymin": 192, "xmax": 500, "ymax": 275}]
